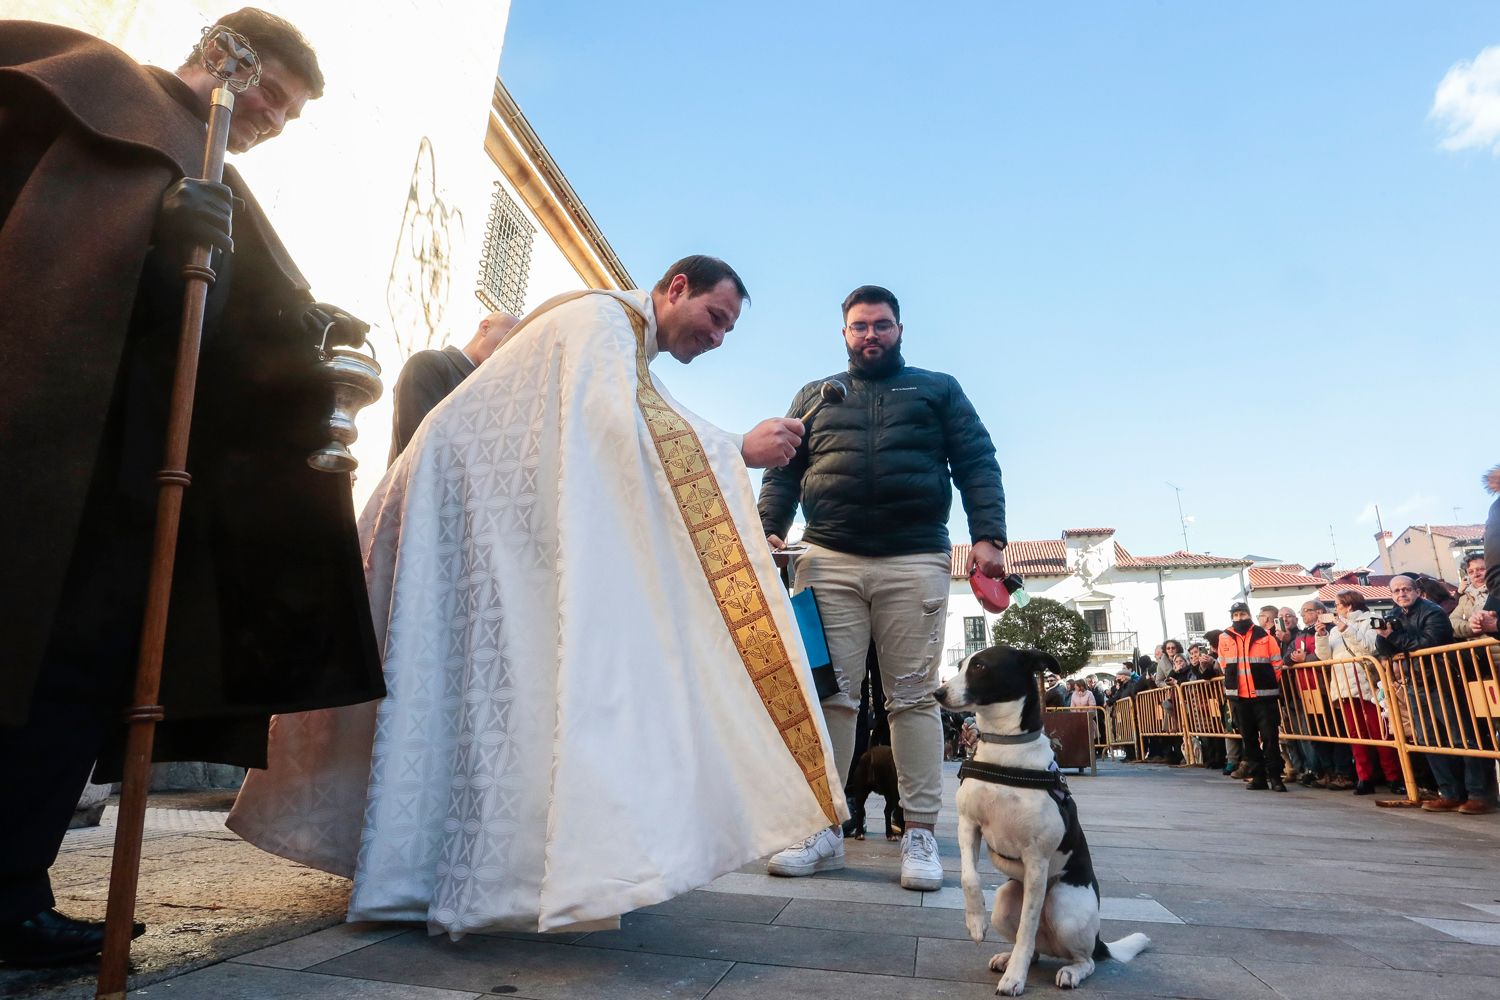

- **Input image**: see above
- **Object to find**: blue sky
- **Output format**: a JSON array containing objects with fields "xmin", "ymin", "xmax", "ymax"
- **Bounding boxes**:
[{"xmin": 501, "ymin": 2, "xmax": 1498, "ymax": 571}]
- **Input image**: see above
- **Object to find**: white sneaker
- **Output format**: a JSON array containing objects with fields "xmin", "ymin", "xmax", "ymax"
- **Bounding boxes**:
[
  {"xmin": 900, "ymin": 828, "xmax": 943, "ymax": 891},
  {"xmin": 767, "ymin": 827, "xmax": 845, "ymax": 877}
]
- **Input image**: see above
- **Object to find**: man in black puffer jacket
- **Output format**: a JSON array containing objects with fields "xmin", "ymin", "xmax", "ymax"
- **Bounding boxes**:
[{"xmin": 758, "ymin": 284, "xmax": 1005, "ymax": 893}]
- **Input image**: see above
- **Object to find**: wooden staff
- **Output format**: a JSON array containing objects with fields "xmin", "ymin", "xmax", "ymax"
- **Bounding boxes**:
[{"xmin": 95, "ymin": 68, "xmax": 241, "ymax": 1000}]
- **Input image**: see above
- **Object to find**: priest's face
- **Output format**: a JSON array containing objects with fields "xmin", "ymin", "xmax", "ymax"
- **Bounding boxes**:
[{"xmin": 655, "ymin": 276, "xmax": 742, "ymax": 363}]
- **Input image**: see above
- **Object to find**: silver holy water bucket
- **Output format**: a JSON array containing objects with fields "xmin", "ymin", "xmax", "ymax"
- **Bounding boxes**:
[{"xmin": 307, "ymin": 347, "xmax": 383, "ymax": 473}]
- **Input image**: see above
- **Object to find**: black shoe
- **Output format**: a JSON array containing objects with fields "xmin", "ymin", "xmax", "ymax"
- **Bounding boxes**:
[
  {"xmin": 1353, "ymin": 779, "xmax": 1378, "ymax": 795},
  {"xmin": 1299, "ymin": 770, "xmax": 1318, "ymax": 787},
  {"xmin": 1270, "ymin": 779, "xmax": 1288, "ymax": 792},
  {"xmin": 1388, "ymin": 782, "xmax": 1407, "ymax": 796},
  {"xmin": 0, "ymin": 909, "xmax": 145, "ymax": 967},
  {"xmin": 1246, "ymin": 778, "xmax": 1269, "ymax": 790}
]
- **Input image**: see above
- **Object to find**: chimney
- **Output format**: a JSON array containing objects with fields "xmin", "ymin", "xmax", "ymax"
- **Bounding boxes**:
[{"xmin": 1374, "ymin": 531, "xmax": 1394, "ymax": 576}]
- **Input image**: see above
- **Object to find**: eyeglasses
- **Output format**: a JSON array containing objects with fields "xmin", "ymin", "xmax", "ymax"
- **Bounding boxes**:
[{"xmin": 847, "ymin": 321, "xmax": 897, "ymax": 335}]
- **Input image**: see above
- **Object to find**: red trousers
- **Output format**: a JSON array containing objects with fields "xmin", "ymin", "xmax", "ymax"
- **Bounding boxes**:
[{"xmin": 1338, "ymin": 698, "xmax": 1401, "ymax": 782}]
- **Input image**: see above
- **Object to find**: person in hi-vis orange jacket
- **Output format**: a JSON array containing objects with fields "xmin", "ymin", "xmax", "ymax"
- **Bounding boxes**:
[{"xmin": 1218, "ymin": 602, "xmax": 1287, "ymax": 791}]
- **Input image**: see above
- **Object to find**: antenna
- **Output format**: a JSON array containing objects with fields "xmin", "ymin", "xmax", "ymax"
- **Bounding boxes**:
[
  {"xmin": 1328, "ymin": 524, "xmax": 1339, "ymax": 565},
  {"xmin": 1167, "ymin": 482, "xmax": 1190, "ymax": 551}
]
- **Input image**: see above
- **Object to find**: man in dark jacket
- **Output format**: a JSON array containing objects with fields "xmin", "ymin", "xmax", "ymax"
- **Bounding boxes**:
[
  {"xmin": 1377, "ymin": 576, "xmax": 1492, "ymax": 813},
  {"xmin": 758, "ymin": 284, "xmax": 1005, "ymax": 892},
  {"xmin": 388, "ymin": 310, "xmax": 519, "ymax": 462},
  {"xmin": 0, "ymin": 12, "xmax": 383, "ymax": 964}
]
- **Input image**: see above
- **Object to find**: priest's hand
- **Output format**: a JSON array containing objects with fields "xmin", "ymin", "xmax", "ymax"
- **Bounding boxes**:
[
  {"xmin": 300, "ymin": 302, "xmax": 371, "ymax": 349},
  {"xmin": 741, "ymin": 418, "xmax": 804, "ymax": 469},
  {"xmin": 156, "ymin": 178, "xmax": 234, "ymax": 254}
]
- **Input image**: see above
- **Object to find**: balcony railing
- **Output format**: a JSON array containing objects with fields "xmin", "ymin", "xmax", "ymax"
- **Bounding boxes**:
[{"xmin": 1089, "ymin": 631, "xmax": 1139, "ymax": 653}]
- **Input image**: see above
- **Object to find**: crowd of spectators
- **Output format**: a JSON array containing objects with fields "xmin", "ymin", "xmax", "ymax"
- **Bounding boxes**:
[{"xmin": 1066, "ymin": 508, "xmax": 1500, "ymax": 815}]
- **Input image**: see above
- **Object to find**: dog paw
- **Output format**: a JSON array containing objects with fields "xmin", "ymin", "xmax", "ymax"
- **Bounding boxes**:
[
  {"xmin": 994, "ymin": 971, "xmax": 1026, "ymax": 996},
  {"xmin": 1055, "ymin": 967, "xmax": 1083, "ymax": 989},
  {"xmin": 966, "ymin": 913, "xmax": 988, "ymax": 944},
  {"xmin": 987, "ymin": 951, "xmax": 1011, "ymax": 972}
]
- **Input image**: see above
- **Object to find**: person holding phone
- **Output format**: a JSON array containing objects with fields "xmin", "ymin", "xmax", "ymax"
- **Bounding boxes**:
[{"xmin": 1315, "ymin": 590, "xmax": 1402, "ymax": 795}]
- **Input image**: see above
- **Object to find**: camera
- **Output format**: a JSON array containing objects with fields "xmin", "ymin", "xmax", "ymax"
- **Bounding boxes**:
[{"xmin": 1368, "ymin": 615, "xmax": 1390, "ymax": 630}]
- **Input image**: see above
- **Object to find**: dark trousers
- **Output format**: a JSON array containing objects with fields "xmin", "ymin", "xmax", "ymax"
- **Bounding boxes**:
[
  {"xmin": 1232, "ymin": 698, "xmax": 1282, "ymax": 781},
  {"xmin": 1200, "ymin": 737, "xmax": 1227, "ymax": 769},
  {"xmin": 0, "ymin": 520, "xmax": 144, "ymax": 923},
  {"xmin": 0, "ymin": 693, "xmax": 115, "ymax": 922}
]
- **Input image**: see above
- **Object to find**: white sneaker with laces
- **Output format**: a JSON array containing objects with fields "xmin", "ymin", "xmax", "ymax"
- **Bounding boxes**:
[
  {"xmin": 900, "ymin": 828, "xmax": 943, "ymax": 891},
  {"xmin": 767, "ymin": 826, "xmax": 845, "ymax": 877}
]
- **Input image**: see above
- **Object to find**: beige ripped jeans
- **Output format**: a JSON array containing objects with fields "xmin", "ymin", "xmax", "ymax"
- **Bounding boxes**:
[{"xmin": 792, "ymin": 543, "xmax": 951, "ymax": 824}]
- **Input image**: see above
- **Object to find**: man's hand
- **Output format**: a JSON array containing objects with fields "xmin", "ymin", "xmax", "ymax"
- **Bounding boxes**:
[
  {"xmin": 1314, "ymin": 621, "xmax": 1328, "ymax": 637},
  {"xmin": 301, "ymin": 302, "xmax": 371, "ymax": 349},
  {"xmin": 1472, "ymin": 610, "xmax": 1499, "ymax": 635},
  {"xmin": 156, "ymin": 178, "xmax": 234, "ymax": 254},
  {"xmin": 767, "ymin": 534, "xmax": 790, "ymax": 568},
  {"xmin": 1289, "ymin": 649, "xmax": 1307, "ymax": 663},
  {"xmin": 1374, "ymin": 622, "xmax": 1393, "ymax": 639},
  {"xmin": 969, "ymin": 539, "xmax": 1006, "ymax": 579},
  {"xmin": 741, "ymin": 418, "xmax": 803, "ymax": 469}
]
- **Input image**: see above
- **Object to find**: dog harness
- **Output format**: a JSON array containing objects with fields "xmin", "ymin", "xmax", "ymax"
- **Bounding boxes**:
[{"xmin": 958, "ymin": 730, "xmax": 1072, "ymax": 807}]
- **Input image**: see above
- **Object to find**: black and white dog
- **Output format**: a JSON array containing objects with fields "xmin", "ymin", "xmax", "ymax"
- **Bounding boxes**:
[{"xmin": 935, "ymin": 645, "xmax": 1149, "ymax": 995}]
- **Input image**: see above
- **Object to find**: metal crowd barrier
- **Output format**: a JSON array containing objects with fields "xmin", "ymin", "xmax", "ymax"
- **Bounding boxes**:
[
  {"xmin": 1176, "ymin": 677, "xmax": 1240, "ymax": 742},
  {"xmin": 1387, "ymin": 638, "xmax": 1500, "ymax": 776},
  {"xmin": 1105, "ymin": 697, "xmax": 1137, "ymax": 753},
  {"xmin": 1275, "ymin": 655, "xmax": 1417, "ymax": 797},
  {"xmin": 1132, "ymin": 685, "xmax": 1198, "ymax": 764}
]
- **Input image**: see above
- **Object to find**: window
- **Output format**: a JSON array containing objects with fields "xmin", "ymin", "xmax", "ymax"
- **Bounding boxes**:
[
  {"xmin": 476, "ymin": 181, "xmax": 535, "ymax": 316},
  {"xmin": 1184, "ymin": 611, "xmax": 1205, "ymax": 638},
  {"xmin": 964, "ymin": 616, "xmax": 986, "ymax": 655},
  {"xmin": 1083, "ymin": 609, "xmax": 1109, "ymax": 635}
]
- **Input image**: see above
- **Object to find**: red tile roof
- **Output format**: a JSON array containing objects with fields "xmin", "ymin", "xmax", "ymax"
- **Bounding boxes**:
[
  {"xmin": 952, "ymin": 540, "xmax": 1071, "ymax": 578},
  {"xmin": 1412, "ymin": 523, "xmax": 1485, "ymax": 540},
  {"xmin": 1248, "ymin": 568, "xmax": 1327, "ymax": 590},
  {"xmin": 1116, "ymin": 550, "xmax": 1252, "ymax": 570},
  {"xmin": 1316, "ymin": 582, "xmax": 1394, "ymax": 604},
  {"xmin": 1061, "ymin": 528, "xmax": 1115, "ymax": 537}
]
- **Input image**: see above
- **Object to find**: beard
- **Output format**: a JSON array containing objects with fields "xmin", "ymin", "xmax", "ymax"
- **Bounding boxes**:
[{"xmin": 846, "ymin": 334, "xmax": 904, "ymax": 378}]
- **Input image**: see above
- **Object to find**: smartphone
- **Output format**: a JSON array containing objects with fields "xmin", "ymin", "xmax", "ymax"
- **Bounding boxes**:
[{"xmin": 1318, "ymin": 613, "xmax": 1336, "ymax": 625}]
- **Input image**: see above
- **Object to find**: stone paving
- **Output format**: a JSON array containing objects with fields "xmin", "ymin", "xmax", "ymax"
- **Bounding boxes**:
[{"xmin": 7, "ymin": 759, "xmax": 1500, "ymax": 999}]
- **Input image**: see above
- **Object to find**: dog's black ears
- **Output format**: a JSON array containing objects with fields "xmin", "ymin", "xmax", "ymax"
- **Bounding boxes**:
[{"xmin": 1021, "ymin": 648, "xmax": 1062, "ymax": 675}]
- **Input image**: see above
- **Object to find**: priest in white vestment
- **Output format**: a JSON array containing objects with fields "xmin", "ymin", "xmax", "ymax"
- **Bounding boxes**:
[{"xmin": 228, "ymin": 256, "xmax": 846, "ymax": 938}]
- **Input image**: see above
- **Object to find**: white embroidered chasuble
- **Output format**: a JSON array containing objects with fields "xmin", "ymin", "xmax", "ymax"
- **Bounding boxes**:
[{"xmin": 228, "ymin": 289, "xmax": 844, "ymax": 938}]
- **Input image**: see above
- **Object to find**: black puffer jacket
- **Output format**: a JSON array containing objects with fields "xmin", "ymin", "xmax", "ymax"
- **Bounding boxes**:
[{"xmin": 758, "ymin": 365, "xmax": 1005, "ymax": 557}]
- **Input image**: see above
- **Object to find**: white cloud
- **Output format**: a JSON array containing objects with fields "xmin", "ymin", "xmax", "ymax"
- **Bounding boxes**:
[{"xmin": 1431, "ymin": 45, "xmax": 1500, "ymax": 153}]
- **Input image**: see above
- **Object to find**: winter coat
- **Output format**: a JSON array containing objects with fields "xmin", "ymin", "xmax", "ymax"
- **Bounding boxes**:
[
  {"xmin": 1314, "ymin": 611, "xmax": 1379, "ymax": 701},
  {"xmin": 1218, "ymin": 625, "xmax": 1283, "ymax": 700},
  {"xmin": 1452, "ymin": 583, "xmax": 1489, "ymax": 639},
  {"xmin": 758, "ymin": 365, "xmax": 1005, "ymax": 556}
]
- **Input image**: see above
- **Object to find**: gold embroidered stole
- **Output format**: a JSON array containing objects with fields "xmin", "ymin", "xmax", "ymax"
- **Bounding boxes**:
[{"xmin": 621, "ymin": 304, "xmax": 838, "ymax": 825}]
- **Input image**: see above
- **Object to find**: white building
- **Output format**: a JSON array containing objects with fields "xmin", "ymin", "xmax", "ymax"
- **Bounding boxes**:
[
  {"xmin": 17, "ymin": 1, "xmax": 632, "ymax": 499},
  {"xmin": 942, "ymin": 529, "xmax": 1250, "ymax": 680}
]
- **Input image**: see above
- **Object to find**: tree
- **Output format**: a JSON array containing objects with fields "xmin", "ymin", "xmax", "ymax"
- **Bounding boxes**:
[{"xmin": 990, "ymin": 598, "xmax": 1093, "ymax": 674}]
